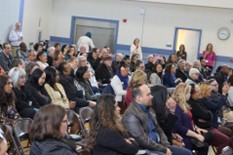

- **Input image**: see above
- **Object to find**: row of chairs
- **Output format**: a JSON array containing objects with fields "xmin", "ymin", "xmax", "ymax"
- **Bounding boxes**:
[{"xmin": 0, "ymin": 106, "xmax": 94, "ymax": 155}]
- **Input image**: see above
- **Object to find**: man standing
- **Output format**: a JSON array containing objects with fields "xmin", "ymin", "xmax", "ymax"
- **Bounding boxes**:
[
  {"xmin": 122, "ymin": 84, "xmax": 192, "ymax": 155},
  {"xmin": 9, "ymin": 22, "xmax": 23, "ymax": 57},
  {"xmin": 77, "ymin": 32, "xmax": 95, "ymax": 53},
  {"xmin": 0, "ymin": 43, "xmax": 14, "ymax": 72}
]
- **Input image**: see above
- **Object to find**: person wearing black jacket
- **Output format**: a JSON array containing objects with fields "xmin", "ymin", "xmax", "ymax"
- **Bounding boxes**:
[
  {"xmin": 9, "ymin": 67, "xmax": 36, "ymax": 119},
  {"xmin": 29, "ymin": 104, "xmax": 79, "ymax": 155},
  {"xmin": 87, "ymin": 95, "xmax": 138, "ymax": 155},
  {"xmin": 58, "ymin": 62, "xmax": 95, "ymax": 112},
  {"xmin": 24, "ymin": 68, "xmax": 51, "ymax": 109}
]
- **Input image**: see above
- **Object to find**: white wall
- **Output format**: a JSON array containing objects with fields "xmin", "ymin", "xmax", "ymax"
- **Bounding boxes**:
[
  {"xmin": 0, "ymin": 0, "xmax": 20, "ymax": 44},
  {"xmin": 23, "ymin": 0, "xmax": 52, "ymax": 45},
  {"xmin": 22, "ymin": 0, "xmax": 233, "ymax": 58},
  {"xmin": 130, "ymin": 0, "xmax": 233, "ymax": 9},
  {"xmin": 48, "ymin": 0, "xmax": 233, "ymax": 57}
]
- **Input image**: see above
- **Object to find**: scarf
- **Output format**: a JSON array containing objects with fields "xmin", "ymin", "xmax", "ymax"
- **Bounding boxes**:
[{"xmin": 116, "ymin": 71, "xmax": 129, "ymax": 90}]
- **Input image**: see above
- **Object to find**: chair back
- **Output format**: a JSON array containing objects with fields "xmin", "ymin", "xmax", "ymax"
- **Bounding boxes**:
[
  {"xmin": 14, "ymin": 118, "xmax": 33, "ymax": 154},
  {"xmin": 66, "ymin": 110, "xmax": 82, "ymax": 135},
  {"xmin": 79, "ymin": 107, "xmax": 93, "ymax": 138},
  {"xmin": 0, "ymin": 124, "xmax": 22, "ymax": 155}
]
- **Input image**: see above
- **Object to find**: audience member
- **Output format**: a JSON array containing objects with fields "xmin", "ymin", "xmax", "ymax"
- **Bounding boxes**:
[
  {"xmin": 16, "ymin": 42, "xmax": 28, "ymax": 61},
  {"xmin": 61, "ymin": 44, "xmax": 69, "ymax": 55},
  {"xmin": 58, "ymin": 62, "xmax": 95, "ymax": 112},
  {"xmin": 76, "ymin": 66, "xmax": 97, "ymax": 101},
  {"xmin": 125, "ymin": 70, "xmax": 147, "ymax": 107},
  {"xmin": 130, "ymin": 53, "xmax": 140, "ymax": 72},
  {"xmin": 0, "ymin": 74, "xmax": 18, "ymax": 120},
  {"xmin": 112, "ymin": 53, "xmax": 123, "ymax": 74},
  {"xmin": 36, "ymin": 51, "xmax": 48, "ymax": 70},
  {"xmin": 87, "ymin": 48, "xmax": 101, "ymax": 71},
  {"xmin": 47, "ymin": 46, "xmax": 55, "ymax": 66},
  {"xmin": 87, "ymin": 94, "xmax": 138, "ymax": 154},
  {"xmin": 185, "ymin": 68, "xmax": 200, "ymax": 85},
  {"xmin": 145, "ymin": 54, "xmax": 155, "ymax": 72},
  {"xmin": 163, "ymin": 63, "xmax": 181, "ymax": 87},
  {"xmin": 29, "ymin": 104, "xmax": 79, "ymax": 155},
  {"xmin": 214, "ymin": 64, "xmax": 229, "ymax": 94},
  {"xmin": 33, "ymin": 43, "xmax": 43, "ymax": 53},
  {"xmin": 175, "ymin": 59, "xmax": 188, "ymax": 82},
  {"xmin": 150, "ymin": 63, "xmax": 163, "ymax": 86},
  {"xmin": 95, "ymin": 53, "xmax": 114, "ymax": 85},
  {"xmin": 10, "ymin": 58, "xmax": 25, "ymax": 69},
  {"xmin": 8, "ymin": 67, "xmax": 36, "ymax": 119},
  {"xmin": 24, "ymin": 68, "xmax": 51, "ymax": 110},
  {"xmin": 0, "ymin": 43, "xmax": 14, "ymax": 72},
  {"xmin": 44, "ymin": 66, "xmax": 71, "ymax": 109},
  {"xmin": 122, "ymin": 84, "xmax": 192, "ymax": 155}
]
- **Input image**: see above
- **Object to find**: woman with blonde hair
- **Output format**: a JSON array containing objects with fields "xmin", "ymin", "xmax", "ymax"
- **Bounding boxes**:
[
  {"xmin": 172, "ymin": 83, "xmax": 206, "ymax": 151},
  {"xmin": 125, "ymin": 70, "xmax": 147, "ymax": 107}
]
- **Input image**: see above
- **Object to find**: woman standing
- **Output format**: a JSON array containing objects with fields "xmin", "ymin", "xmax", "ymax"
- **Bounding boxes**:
[
  {"xmin": 130, "ymin": 38, "xmax": 142, "ymax": 60},
  {"xmin": 176, "ymin": 44, "xmax": 187, "ymax": 61},
  {"xmin": 87, "ymin": 94, "xmax": 138, "ymax": 155},
  {"xmin": 202, "ymin": 43, "xmax": 216, "ymax": 73}
]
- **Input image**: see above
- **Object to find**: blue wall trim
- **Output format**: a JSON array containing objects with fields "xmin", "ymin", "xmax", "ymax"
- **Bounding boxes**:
[
  {"xmin": 19, "ymin": 0, "xmax": 24, "ymax": 24},
  {"xmin": 116, "ymin": 44, "xmax": 174, "ymax": 55},
  {"xmin": 50, "ymin": 36, "xmax": 71, "ymax": 44},
  {"xmin": 70, "ymin": 16, "xmax": 119, "ymax": 52}
]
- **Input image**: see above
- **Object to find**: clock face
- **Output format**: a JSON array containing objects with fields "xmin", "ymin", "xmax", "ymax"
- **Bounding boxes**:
[{"xmin": 217, "ymin": 27, "xmax": 230, "ymax": 40}]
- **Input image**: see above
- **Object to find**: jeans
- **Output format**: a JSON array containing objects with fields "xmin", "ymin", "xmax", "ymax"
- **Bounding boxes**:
[{"xmin": 145, "ymin": 145, "xmax": 192, "ymax": 155}]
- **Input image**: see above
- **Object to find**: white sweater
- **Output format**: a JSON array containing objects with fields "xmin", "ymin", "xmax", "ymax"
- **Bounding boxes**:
[{"xmin": 110, "ymin": 75, "xmax": 127, "ymax": 102}]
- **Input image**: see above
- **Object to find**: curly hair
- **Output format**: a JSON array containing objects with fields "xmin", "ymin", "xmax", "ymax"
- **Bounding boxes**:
[
  {"xmin": 86, "ymin": 94, "xmax": 126, "ymax": 151},
  {"xmin": 0, "ymin": 74, "xmax": 15, "ymax": 116},
  {"xmin": 172, "ymin": 83, "xmax": 191, "ymax": 113}
]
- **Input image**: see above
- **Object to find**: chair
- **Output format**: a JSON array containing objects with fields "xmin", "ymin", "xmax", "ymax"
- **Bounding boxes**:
[
  {"xmin": 66, "ymin": 110, "xmax": 83, "ymax": 135},
  {"xmin": 79, "ymin": 107, "xmax": 94, "ymax": 138},
  {"xmin": 0, "ymin": 123, "xmax": 22, "ymax": 155},
  {"xmin": 222, "ymin": 146, "xmax": 233, "ymax": 155},
  {"xmin": 14, "ymin": 118, "xmax": 33, "ymax": 155},
  {"xmin": 66, "ymin": 110, "xmax": 89, "ymax": 154}
]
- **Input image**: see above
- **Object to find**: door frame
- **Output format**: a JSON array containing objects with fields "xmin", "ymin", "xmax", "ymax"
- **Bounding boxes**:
[
  {"xmin": 70, "ymin": 16, "xmax": 119, "ymax": 53},
  {"xmin": 173, "ymin": 27, "xmax": 202, "ymax": 59}
]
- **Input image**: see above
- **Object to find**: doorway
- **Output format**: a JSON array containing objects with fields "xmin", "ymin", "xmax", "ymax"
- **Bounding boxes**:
[
  {"xmin": 71, "ymin": 17, "xmax": 119, "ymax": 53},
  {"xmin": 174, "ymin": 28, "xmax": 202, "ymax": 63}
]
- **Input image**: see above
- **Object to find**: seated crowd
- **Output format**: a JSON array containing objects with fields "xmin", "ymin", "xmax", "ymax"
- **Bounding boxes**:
[{"xmin": 1, "ymin": 40, "xmax": 233, "ymax": 155}]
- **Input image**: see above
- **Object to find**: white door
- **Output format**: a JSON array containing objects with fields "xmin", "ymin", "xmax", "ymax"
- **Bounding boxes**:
[{"xmin": 175, "ymin": 28, "xmax": 201, "ymax": 63}]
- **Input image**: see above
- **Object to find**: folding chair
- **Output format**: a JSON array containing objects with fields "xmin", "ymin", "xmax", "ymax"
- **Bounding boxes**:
[
  {"xmin": 14, "ymin": 118, "xmax": 33, "ymax": 155},
  {"xmin": 79, "ymin": 107, "xmax": 93, "ymax": 138},
  {"xmin": 0, "ymin": 123, "xmax": 22, "ymax": 155}
]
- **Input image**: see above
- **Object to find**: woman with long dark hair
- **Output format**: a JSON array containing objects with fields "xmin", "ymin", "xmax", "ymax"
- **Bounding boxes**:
[
  {"xmin": 25, "ymin": 68, "xmax": 51, "ymax": 110},
  {"xmin": 0, "ymin": 74, "xmax": 18, "ymax": 119},
  {"xmin": 87, "ymin": 94, "xmax": 138, "ymax": 155}
]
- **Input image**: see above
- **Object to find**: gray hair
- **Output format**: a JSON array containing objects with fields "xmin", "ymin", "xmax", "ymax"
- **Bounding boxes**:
[{"xmin": 8, "ymin": 67, "xmax": 26, "ymax": 87}]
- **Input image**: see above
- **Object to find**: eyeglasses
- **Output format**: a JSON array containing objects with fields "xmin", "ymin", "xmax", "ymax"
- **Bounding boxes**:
[{"xmin": 211, "ymin": 84, "xmax": 218, "ymax": 87}]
